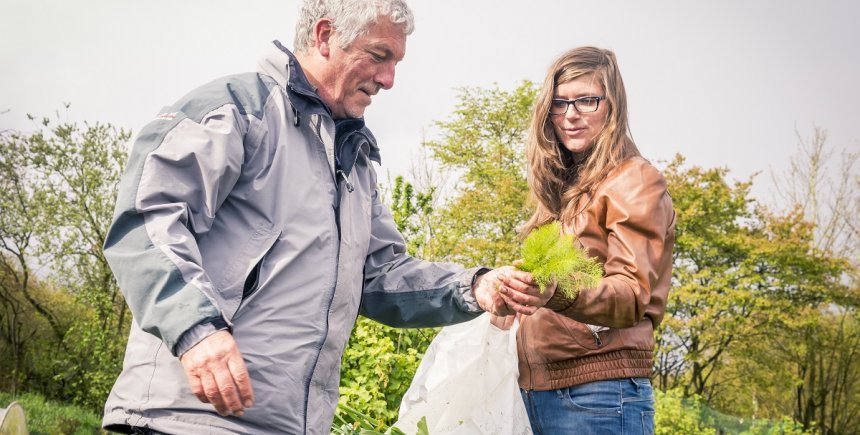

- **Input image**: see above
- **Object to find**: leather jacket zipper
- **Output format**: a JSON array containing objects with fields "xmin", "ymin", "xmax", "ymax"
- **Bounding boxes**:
[
  {"xmin": 591, "ymin": 329, "xmax": 603, "ymax": 347},
  {"xmin": 520, "ymin": 317, "xmax": 534, "ymax": 390}
]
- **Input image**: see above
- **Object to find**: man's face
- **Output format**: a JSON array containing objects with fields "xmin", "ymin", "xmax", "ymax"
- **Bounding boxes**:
[{"xmin": 319, "ymin": 18, "xmax": 406, "ymax": 119}]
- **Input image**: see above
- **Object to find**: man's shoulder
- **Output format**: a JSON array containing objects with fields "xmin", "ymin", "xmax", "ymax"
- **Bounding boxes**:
[{"xmin": 171, "ymin": 72, "xmax": 282, "ymax": 122}]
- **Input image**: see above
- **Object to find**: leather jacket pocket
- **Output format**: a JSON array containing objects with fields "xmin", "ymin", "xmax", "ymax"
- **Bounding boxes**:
[
  {"xmin": 557, "ymin": 318, "xmax": 612, "ymax": 352},
  {"xmin": 526, "ymin": 310, "xmax": 611, "ymax": 362}
]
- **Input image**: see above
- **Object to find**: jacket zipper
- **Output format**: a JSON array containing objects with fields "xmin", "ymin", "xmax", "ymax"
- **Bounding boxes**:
[
  {"xmin": 336, "ymin": 169, "xmax": 354, "ymax": 192},
  {"xmin": 303, "ymin": 114, "xmax": 342, "ymax": 433},
  {"xmin": 520, "ymin": 317, "xmax": 534, "ymax": 390},
  {"xmin": 591, "ymin": 329, "xmax": 603, "ymax": 347}
]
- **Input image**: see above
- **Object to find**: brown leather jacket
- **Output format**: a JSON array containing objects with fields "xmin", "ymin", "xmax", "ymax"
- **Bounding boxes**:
[{"xmin": 518, "ymin": 157, "xmax": 676, "ymax": 391}]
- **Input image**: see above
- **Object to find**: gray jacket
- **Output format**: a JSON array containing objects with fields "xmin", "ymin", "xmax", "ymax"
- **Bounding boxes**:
[{"xmin": 102, "ymin": 41, "xmax": 483, "ymax": 434}]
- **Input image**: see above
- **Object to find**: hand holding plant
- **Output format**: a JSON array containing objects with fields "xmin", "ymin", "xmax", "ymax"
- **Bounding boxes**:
[{"xmin": 516, "ymin": 221, "xmax": 603, "ymax": 299}]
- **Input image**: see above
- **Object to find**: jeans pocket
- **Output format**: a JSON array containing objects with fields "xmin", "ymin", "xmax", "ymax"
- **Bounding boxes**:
[
  {"xmin": 642, "ymin": 410, "xmax": 655, "ymax": 435},
  {"xmin": 625, "ymin": 377, "xmax": 655, "ymax": 403},
  {"xmin": 630, "ymin": 377, "xmax": 653, "ymax": 390},
  {"xmin": 563, "ymin": 381, "xmax": 623, "ymax": 415}
]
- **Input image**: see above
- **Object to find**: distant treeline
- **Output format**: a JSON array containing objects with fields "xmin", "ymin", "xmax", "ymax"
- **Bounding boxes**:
[{"xmin": 1, "ymin": 91, "xmax": 857, "ymax": 434}]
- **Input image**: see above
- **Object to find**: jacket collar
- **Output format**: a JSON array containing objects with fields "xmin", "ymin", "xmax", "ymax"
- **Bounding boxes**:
[{"xmin": 258, "ymin": 41, "xmax": 381, "ymax": 167}]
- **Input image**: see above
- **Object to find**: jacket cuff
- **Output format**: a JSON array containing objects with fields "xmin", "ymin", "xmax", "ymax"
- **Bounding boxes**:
[
  {"xmin": 544, "ymin": 290, "xmax": 577, "ymax": 312},
  {"xmin": 458, "ymin": 267, "xmax": 490, "ymax": 313},
  {"xmin": 470, "ymin": 267, "xmax": 492, "ymax": 289},
  {"xmin": 173, "ymin": 317, "xmax": 230, "ymax": 357}
]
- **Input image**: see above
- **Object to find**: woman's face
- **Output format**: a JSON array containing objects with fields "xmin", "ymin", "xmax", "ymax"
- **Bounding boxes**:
[{"xmin": 550, "ymin": 74, "xmax": 608, "ymax": 155}]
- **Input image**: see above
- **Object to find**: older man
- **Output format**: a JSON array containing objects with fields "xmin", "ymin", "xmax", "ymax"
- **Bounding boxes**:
[{"xmin": 102, "ymin": 0, "xmax": 552, "ymax": 433}]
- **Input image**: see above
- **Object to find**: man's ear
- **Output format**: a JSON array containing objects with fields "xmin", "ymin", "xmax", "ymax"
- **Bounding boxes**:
[{"xmin": 314, "ymin": 18, "xmax": 334, "ymax": 57}]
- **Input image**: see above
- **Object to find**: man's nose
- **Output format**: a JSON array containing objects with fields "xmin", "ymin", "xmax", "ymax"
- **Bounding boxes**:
[{"xmin": 375, "ymin": 62, "xmax": 396, "ymax": 90}]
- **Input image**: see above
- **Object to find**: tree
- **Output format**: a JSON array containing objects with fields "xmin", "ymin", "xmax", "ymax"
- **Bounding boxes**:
[
  {"xmin": 422, "ymin": 81, "xmax": 536, "ymax": 267},
  {"xmin": 766, "ymin": 126, "xmax": 860, "ymax": 434},
  {"xmin": 0, "ymin": 108, "xmax": 131, "ymax": 409},
  {"xmin": 389, "ymin": 175, "xmax": 434, "ymax": 257},
  {"xmin": 26, "ymin": 114, "xmax": 131, "ymax": 334},
  {"xmin": 656, "ymin": 156, "xmax": 844, "ymax": 408},
  {"xmin": 771, "ymin": 126, "xmax": 859, "ymax": 264},
  {"xmin": 656, "ymin": 155, "xmax": 762, "ymax": 398},
  {"xmin": 0, "ymin": 124, "xmax": 69, "ymax": 394},
  {"xmin": 337, "ymin": 82, "xmax": 538, "ymax": 426},
  {"xmin": 655, "ymin": 144, "xmax": 856, "ymax": 434}
]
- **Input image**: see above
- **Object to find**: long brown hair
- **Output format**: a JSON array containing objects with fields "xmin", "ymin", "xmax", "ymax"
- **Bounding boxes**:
[{"xmin": 521, "ymin": 46, "xmax": 641, "ymax": 236}]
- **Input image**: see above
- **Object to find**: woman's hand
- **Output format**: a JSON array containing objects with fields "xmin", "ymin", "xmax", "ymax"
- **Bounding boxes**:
[
  {"xmin": 489, "ymin": 314, "xmax": 516, "ymax": 330},
  {"xmin": 473, "ymin": 264, "xmax": 556, "ymax": 316}
]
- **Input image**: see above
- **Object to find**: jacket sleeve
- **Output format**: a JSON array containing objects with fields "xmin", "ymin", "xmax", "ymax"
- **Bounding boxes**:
[
  {"xmin": 546, "ymin": 161, "xmax": 675, "ymax": 328},
  {"xmin": 360, "ymin": 186, "xmax": 484, "ymax": 327},
  {"xmin": 104, "ymin": 102, "xmax": 249, "ymax": 356}
]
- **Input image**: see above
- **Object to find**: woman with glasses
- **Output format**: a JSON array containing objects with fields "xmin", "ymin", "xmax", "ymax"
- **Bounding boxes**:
[{"xmin": 509, "ymin": 46, "xmax": 676, "ymax": 434}]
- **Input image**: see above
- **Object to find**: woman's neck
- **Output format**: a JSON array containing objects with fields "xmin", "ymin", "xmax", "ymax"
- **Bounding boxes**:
[{"xmin": 571, "ymin": 151, "xmax": 589, "ymax": 165}]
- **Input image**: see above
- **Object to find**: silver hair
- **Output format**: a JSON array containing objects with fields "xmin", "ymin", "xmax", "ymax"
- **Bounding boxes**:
[{"xmin": 294, "ymin": 0, "xmax": 414, "ymax": 52}]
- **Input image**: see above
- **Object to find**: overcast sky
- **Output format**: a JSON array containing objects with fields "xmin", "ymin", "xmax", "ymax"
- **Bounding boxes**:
[{"xmin": 2, "ymin": 0, "xmax": 858, "ymax": 204}]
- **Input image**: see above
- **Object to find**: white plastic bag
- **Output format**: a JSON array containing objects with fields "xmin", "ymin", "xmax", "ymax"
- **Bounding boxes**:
[{"xmin": 394, "ymin": 313, "xmax": 532, "ymax": 435}]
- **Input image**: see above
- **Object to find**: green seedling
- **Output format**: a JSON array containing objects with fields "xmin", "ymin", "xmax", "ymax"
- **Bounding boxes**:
[{"xmin": 517, "ymin": 221, "xmax": 603, "ymax": 299}]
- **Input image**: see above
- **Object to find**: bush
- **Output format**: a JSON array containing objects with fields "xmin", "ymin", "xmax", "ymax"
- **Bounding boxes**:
[
  {"xmin": 338, "ymin": 317, "xmax": 437, "ymax": 427},
  {"xmin": 654, "ymin": 388, "xmax": 816, "ymax": 435},
  {"xmin": 739, "ymin": 416, "xmax": 816, "ymax": 435},
  {"xmin": 655, "ymin": 388, "xmax": 717, "ymax": 435}
]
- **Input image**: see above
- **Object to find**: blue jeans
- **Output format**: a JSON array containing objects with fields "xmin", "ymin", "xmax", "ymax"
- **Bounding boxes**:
[{"xmin": 520, "ymin": 378, "xmax": 655, "ymax": 435}]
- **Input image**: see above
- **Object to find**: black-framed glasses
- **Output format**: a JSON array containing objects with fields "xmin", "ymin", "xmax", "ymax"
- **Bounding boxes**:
[{"xmin": 549, "ymin": 96, "xmax": 605, "ymax": 115}]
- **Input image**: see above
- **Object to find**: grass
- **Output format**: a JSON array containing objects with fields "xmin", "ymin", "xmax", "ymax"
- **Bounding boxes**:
[
  {"xmin": 0, "ymin": 391, "xmax": 104, "ymax": 435},
  {"xmin": 1, "ymin": 388, "xmax": 810, "ymax": 435}
]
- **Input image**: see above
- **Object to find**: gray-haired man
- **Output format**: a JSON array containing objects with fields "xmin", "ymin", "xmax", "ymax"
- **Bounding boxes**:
[{"xmin": 102, "ymin": 0, "xmax": 552, "ymax": 433}]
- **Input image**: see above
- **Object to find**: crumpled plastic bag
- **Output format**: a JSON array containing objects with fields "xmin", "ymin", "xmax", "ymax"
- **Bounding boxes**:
[{"xmin": 394, "ymin": 313, "xmax": 532, "ymax": 435}]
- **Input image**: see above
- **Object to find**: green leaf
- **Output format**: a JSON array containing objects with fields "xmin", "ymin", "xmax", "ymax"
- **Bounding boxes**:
[{"xmin": 517, "ymin": 221, "xmax": 602, "ymax": 298}]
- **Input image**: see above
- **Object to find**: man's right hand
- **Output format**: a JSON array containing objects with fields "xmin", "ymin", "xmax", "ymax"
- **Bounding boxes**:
[{"xmin": 180, "ymin": 330, "xmax": 254, "ymax": 417}]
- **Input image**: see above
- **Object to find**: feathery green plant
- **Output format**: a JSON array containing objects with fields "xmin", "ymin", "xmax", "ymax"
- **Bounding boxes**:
[{"xmin": 517, "ymin": 221, "xmax": 603, "ymax": 298}]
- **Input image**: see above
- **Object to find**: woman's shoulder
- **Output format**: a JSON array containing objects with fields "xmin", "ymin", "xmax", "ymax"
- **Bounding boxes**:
[
  {"xmin": 600, "ymin": 156, "xmax": 667, "ymax": 194},
  {"xmin": 591, "ymin": 157, "xmax": 674, "ymax": 227}
]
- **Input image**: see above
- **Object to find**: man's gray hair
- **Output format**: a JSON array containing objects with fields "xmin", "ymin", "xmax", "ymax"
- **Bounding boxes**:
[{"xmin": 294, "ymin": 0, "xmax": 414, "ymax": 52}]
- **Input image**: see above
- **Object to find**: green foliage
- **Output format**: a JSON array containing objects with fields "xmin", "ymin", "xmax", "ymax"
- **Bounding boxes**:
[
  {"xmin": 1, "ymin": 123, "xmax": 72, "ymax": 397},
  {"xmin": 655, "ymin": 155, "xmax": 847, "ymax": 404},
  {"xmin": 739, "ymin": 416, "xmax": 816, "ymax": 435},
  {"xmin": 339, "ymin": 317, "xmax": 437, "ymax": 427},
  {"xmin": 0, "ymin": 109, "xmax": 130, "ymax": 411},
  {"xmin": 654, "ymin": 388, "xmax": 716, "ymax": 435},
  {"xmin": 763, "ymin": 127, "xmax": 860, "ymax": 435},
  {"xmin": 0, "ymin": 267, "xmax": 79, "ymax": 397},
  {"xmin": 389, "ymin": 175, "xmax": 434, "ymax": 257},
  {"xmin": 517, "ymin": 221, "xmax": 602, "ymax": 297},
  {"xmin": 337, "ymin": 84, "xmax": 538, "ymax": 430},
  {"xmin": 0, "ymin": 390, "xmax": 104, "ymax": 435},
  {"xmin": 53, "ymin": 306, "xmax": 129, "ymax": 410},
  {"xmin": 423, "ymin": 81, "xmax": 536, "ymax": 267},
  {"xmin": 332, "ymin": 403, "xmax": 429, "ymax": 435},
  {"xmin": 0, "ymin": 93, "xmax": 851, "ymax": 435},
  {"xmin": 655, "ymin": 154, "xmax": 856, "ymax": 434},
  {"xmin": 732, "ymin": 304, "xmax": 860, "ymax": 434},
  {"xmin": 654, "ymin": 388, "xmax": 816, "ymax": 435}
]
